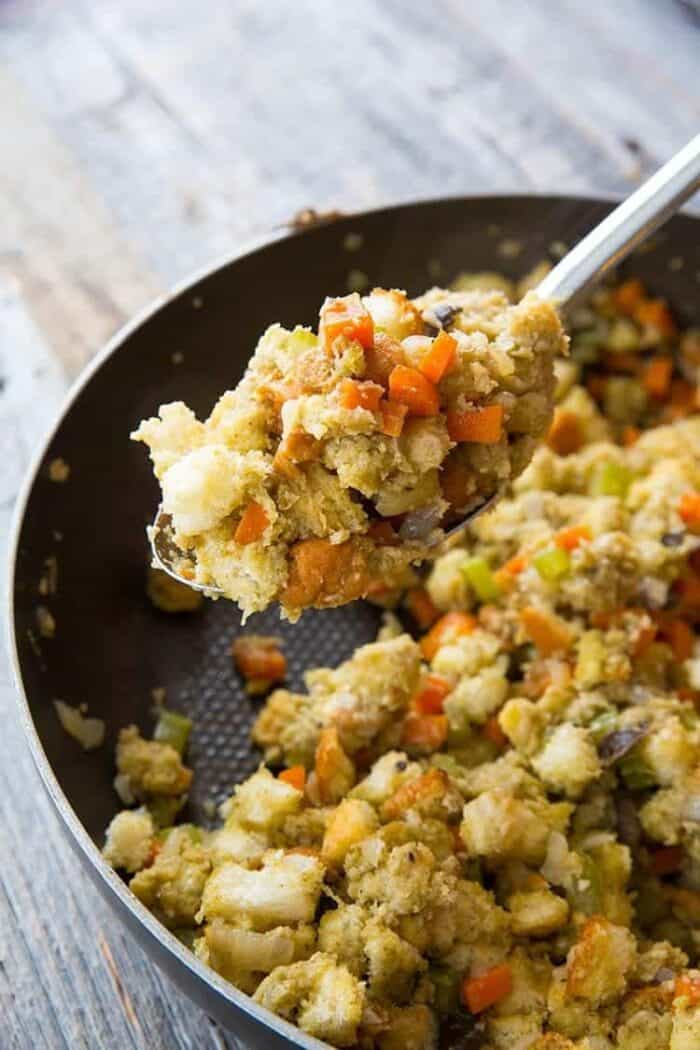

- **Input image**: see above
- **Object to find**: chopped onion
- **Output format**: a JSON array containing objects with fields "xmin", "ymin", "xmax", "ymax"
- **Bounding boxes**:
[{"xmin": 54, "ymin": 700, "xmax": 105, "ymax": 751}]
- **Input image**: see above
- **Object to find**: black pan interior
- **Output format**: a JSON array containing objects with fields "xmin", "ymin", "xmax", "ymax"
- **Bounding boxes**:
[{"xmin": 12, "ymin": 196, "xmax": 700, "ymax": 845}]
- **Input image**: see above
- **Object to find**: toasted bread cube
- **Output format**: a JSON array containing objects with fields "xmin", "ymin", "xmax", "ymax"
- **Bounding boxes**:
[
  {"xmin": 532, "ymin": 724, "xmax": 601, "ymax": 799},
  {"xmin": 642, "ymin": 718, "xmax": 697, "ymax": 787},
  {"xmin": 671, "ymin": 1002, "xmax": 700, "ymax": 1050},
  {"xmin": 200, "ymin": 850, "xmax": 325, "ymax": 930},
  {"xmin": 565, "ymin": 917, "xmax": 636, "ymax": 1004},
  {"xmin": 208, "ymin": 823, "xmax": 268, "ymax": 867},
  {"xmin": 364, "ymin": 918, "xmax": 426, "ymax": 1001},
  {"xmin": 130, "ymin": 828, "xmax": 211, "ymax": 928},
  {"xmin": 103, "ymin": 808, "xmax": 154, "ymax": 873},
  {"xmin": 318, "ymin": 904, "xmax": 368, "ymax": 975},
  {"xmin": 508, "ymin": 888, "xmax": 569, "ymax": 937},
  {"xmin": 116, "ymin": 725, "xmax": 192, "ymax": 798},
  {"xmin": 460, "ymin": 792, "xmax": 550, "ymax": 865},
  {"xmin": 322, "ymin": 798, "xmax": 379, "ymax": 867},
  {"xmin": 226, "ymin": 767, "xmax": 303, "ymax": 832},
  {"xmin": 203, "ymin": 918, "xmax": 315, "ymax": 976},
  {"xmin": 254, "ymin": 952, "xmax": 365, "ymax": 1047},
  {"xmin": 376, "ymin": 1004, "xmax": 438, "ymax": 1050},
  {"xmin": 350, "ymin": 751, "xmax": 421, "ymax": 805}
]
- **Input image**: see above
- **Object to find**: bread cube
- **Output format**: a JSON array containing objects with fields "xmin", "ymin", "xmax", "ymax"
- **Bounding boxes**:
[{"xmin": 201, "ymin": 850, "xmax": 325, "ymax": 930}]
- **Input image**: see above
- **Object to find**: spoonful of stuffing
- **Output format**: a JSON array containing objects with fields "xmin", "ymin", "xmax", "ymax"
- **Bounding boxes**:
[{"xmin": 137, "ymin": 134, "xmax": 699, "ymax": 620}]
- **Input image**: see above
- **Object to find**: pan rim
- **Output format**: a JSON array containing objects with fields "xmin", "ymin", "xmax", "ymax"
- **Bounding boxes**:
[{"xmin": 6, "ymin": 190, "xmax": 699, "ymax": 1046}]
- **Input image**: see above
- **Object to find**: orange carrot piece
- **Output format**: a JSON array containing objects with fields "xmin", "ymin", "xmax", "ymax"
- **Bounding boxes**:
[
  {"xmin": 656, "ymin": 617, "xmax": 694, "ymax": 662},
  {"xmin": 643, "ymin": 356, "xmax": 673, "ymax": 400},
  {"xmin": 367, "ymin": 520, "xmax": 399, "ymax": 546},
  {"xmin": 483, "ymin": 715, "xmax": 508, "ymax": 748},
  {"xmin": 519, "ymin": 606, "xmax": 573, "ymax": 656},
  {"xmin": 378, "ymin": 398, "xmax": 408, "ymax": 436},
  {"xmin": 319, "ymin": 294, "xmax": 374, "ymax": 353},
  {"xmin": 462, "ymin": 964, "xmax": 513, "ymax": 1014},
  {"xmin": 447, "ymin": 404, "xmax": 504, "ymax": 444},
  {"xmin": 420, "ymin": 611, "xmax": 477, "ymax": 662},
  {"xmin": 234, "ymin": 501, "xmax": 269, "ymax": 545},
  {"xmin": 382, "ymin": 768, "xmax": 449, "ymax": 820},
  {"xmin": 679, "ymin": 492, "xmax": 700, "ymax": 534},
  {"xmin": 632, "ymin": 621, "xmax": 658, "ymax": 658},
  {"xmin": 546, "ymin": 409, "xmax": 583, "ymax": 456},
  {"xmin": 400, "ymin": 712, "xmax": 448, "ymax": 753},
  {"xmin": 635, "ymin": 298, "xmax": 677, "ymax": 338},
  {"xmin": 675, "ymin": 975, "xmax": 700, "ymax": 1005},
  {"xmin": 232, "ymin": 635, "xmax": 287, "ymax": 683},
  {"xmin": 405, "ymin": 587, "xmax": 440, "ymax": 630},
  {"xmin": 650, "ymin": 845, "xmax": 684, "ymax": 877},
  {"xmin": 621, "ymin": 425, "xmax": 641, "ymax": 447},
  {"xmin": 419, "ymin": 330, "xmax": 457, "ymax": 383},
  {"xmin": 388, "ymin": 365, "xmax": 440, "ymax": 417},
  {"xmin": 503, "ymin": 555, "xmax": 528, "ymax": 575},
  {"xmin": 664, "ymin": 380, "xmax": 698, "ymax": 422},
  {"xmin": 603, "ymin": 351, "xmax": 641, "ymax": 374},
  {"xmin": 413, "ymin": 673, "xmax": 451, "ymax": 715},
  {"xmin": 555, "ymin": 525, "xmax": 592, "ymax": 551},
  {"xmin": 612, "ymin": 278, "xmax": 646, "ymax": 316},
  {"xmin": 338, "ymin": 378, "xmax": 384, "ymax": 412},
  {"xmin": 278, "ymin": 766, "xmax": 306, "ymax": 791}
]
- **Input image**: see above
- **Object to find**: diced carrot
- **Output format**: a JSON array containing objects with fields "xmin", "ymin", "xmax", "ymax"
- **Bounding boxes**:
[
  {"xmin": 447, "ymin": 403, "xmax": 504, "ymax": 444},
  {"xmin": 338, "ymin": 378, "xmax": 384, "ymax": 412},
  {"xmin": 664, "ymin": 380, "xmax": 698, "ymax": 422},
  {"xmin": 586, "ymin": 375, "xmax": 607, "ymax": 402},
  {"xmin": 232, "ymin": 635, "xmax": 287, "ymax": 684},
  {"xmin": 234, "ymin": 501, "xmax": 269, "ymax": 545},
  {"xmin": 419, "ymin": 330, "xmax": 457, "ymax": 383},
  {"xmin": 546, "ymin": 409, "xmax": 583, "ymax": 456},
  {"xmin": 555, "ymin": 525, "xmax": 592, "ymax": 551},
  {"xmin": 650, "ymin": 845, "xmax": 684, "ymax": 877},
  {"xmin": 319, "ymin": 294, "xmax": 374, "ymax": 353},
  {"xmin": 363, "ymin": 332, "xmax": 405, "ymax": 386},
  {"xmin": 632, "ymin": 621, "xmax": 658, "ymax": 658},
  {"xmin": 413, "ymin": 673, "xmax": 451, "ymax": 715},
  {"xmin": 635, "ymin": 298, "xmax": 677, "ymax": 338},
  {"xmin": 519, "ymin": 606, "xmax": 573, "ymax": 656},
  {"xmin": 603, "ymin": 351, "xmax": 642, "ymax": 374},
  {"xmin": 420, "ymin": 611, "xmax": 477, "ymax": 662},
  {"xmin": 281, "ymin": 537, "xmax": 372, "ymax": 610},
  {"xmin": 621, "ymin": 425, "xmax": 641, "ymax": 447},
  {"xmin": 273, "ymin": 431, "xmax": 320, "ymax": 477},
  {"xmin": 678, "ymin": 688, "xmax": 700, "ymax": 705},
  {"xmin": 612, "ymin": 278, "xmax": 646, "ymax": 316},
  {"xmin": 367, "ymin": 520, "xmax": 399, "ymax": 546},
  {"xmin": 503, "ymin": 555, "xmax": 528, "ymax": 575},
  {"xmin": 655, "ymin": 617, "xmax": 694, "ymax": 662},
  {"xmin": 378, "ymin": 398, "xmax": 408, "ymax": 436},
  {"xmin": 278, "ymin": 765, "xmax": 306, "ymax": 791},
  {"xmin": 483, "ymin": 715, "xmax": 507, "ymax": 748},
  {"xmin": 643, "ymin": 356, "xmax": 673, "ymax": 400},
  {"xmin": 382, "ymin": 768, "xmax": 449, "ymax": 820},
  {"xmin": 388, "ymin": 365, "xmax": 440, "ymax": 417},
  {"xmin": 440, "ymin": 455, "xmax": 472, "ymax": 512},
  {"xmin": 462, "ymin": 964, "xmax": 513, "ymax": 1014},
  {"xmin": 674, "ymin": 975, "xmax": 700, "ymax": 1005},
  {"xmin": 405, "ymin": 587, "xmax": 440, "ymax": 630},
  {"xmin": 400, "ymin": 712, "xmax": 448, "ymax": 753},
  {"xmin": 679, "ymin": 492, "xmax": 700, "ymax": 534}
]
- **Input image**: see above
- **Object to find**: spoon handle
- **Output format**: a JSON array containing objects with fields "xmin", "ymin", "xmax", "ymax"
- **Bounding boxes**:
[{"xmin": 537, "ymin": 134, "xmax": 700, "ymax": 307}]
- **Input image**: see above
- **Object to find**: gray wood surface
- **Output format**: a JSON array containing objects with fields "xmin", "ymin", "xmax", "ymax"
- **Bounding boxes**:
[{"xmin": 1, "ymin": 1, "xmax": 698, "ymax": 1046}]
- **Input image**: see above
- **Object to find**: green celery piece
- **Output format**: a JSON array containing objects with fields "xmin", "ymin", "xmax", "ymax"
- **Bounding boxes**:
[
  {"xmin": 147, "ymin": 795, "xmax": 184, "ymax": 829},
  {"xmin": 618, "ymin": 745, "xmax": 656, "ymax": 790},
  {"xmin": 154, "ymin": 708, "xmax": 192, "ymax": 755},
  {"xmin": 461, "ymin": 556, "xmax": 500, "ymax": 602},
  {"xmin": 533, "ymin": 547, "xmax": 571, "ymax": 582},
  {"xmin": 430, "ymin": 968, "xmax": 460, "ymax": 1015},
  {"xmin": 588, "ymin": 710, "xmax": 618, "ymax": 743},
  {"xmin": 156, "ymin": 823, "xmax": 202, "ymax": 846},
  {"xmin": 589, "ymin": 461, "xmax": 633, "ymax": 499}
]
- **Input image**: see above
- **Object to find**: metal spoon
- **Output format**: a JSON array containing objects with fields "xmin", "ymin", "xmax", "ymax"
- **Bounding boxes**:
[{"xmin": 151, "ymin": 135, "xmax": 700, "ymax": 593}]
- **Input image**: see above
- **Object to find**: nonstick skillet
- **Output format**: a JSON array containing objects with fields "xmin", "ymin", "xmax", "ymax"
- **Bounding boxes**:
[{"xmin": 8, "ymin": 195, "xmax": 700, "ymax": 1049}]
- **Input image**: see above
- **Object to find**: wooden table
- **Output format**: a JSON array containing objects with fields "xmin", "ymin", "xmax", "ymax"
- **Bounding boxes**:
[{"xmin": 1, "ymin": 2, "xmax": 698, "ymax": 1046}]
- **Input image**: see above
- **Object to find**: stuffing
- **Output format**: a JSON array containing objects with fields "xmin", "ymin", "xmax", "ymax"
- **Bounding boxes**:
[
  {"xmin": 531, "ymin": 725, "xmax": 602, "ymax": 799},
  {"xmin": 253, "ymin": 952, "xmax": 365, "ymax": 1046},
  {"xmin": 102, "ymin": 808, "xmax": 154, "ymax": 874},
  {"xmin": 116, "ymin": 725, "xmax": 192, "ymax": 798},
  {"xmin": 200, "ymin": 850, "xmax": 325, "ymax": 929},
  {"xmin": 129, "ymin": 827, "xmax": 211, "ymax": 928},
  {"xmin": 565, "ymin": 918, "xmax": 637, "ymax": 1004}
]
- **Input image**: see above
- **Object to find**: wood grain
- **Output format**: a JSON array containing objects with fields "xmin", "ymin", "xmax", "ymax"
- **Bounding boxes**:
[{"xmin": 0, "ymin": 0, "xmax": 698, "ymax": 1046}]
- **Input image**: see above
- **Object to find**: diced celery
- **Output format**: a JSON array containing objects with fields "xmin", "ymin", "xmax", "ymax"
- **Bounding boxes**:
[
  {"xmin": 461, "ymin": 556, "xmax": 501, "ymax": 602},
  {"xmin": 533, "ymin": 547, "xmax": 571, "ymax": 582},
  {"xmin": 607, "ymin": 318, "xmax": 641, "ymax": 352},
  {"xmin": 618, "ymin": 746, "xmax": 656, "ymax": 790},
  {"xmin": 156, "ymin": 823, "xmax": 202, "ymax": 845},
  {"xmin": 568, "ymin": 853, "xmax": 603, "ymax": 915},
  {"xmin": 589, "ymin": 461, "xmax": 633, "ymax": 499},
  {"xmin": 154, "ymin": 709, "xmax": 192, "ymax": 755},
  {"xmin": 589, "ymin": 710, "xmax": 618, "ymax": 743},
  {"xmin": 430, "ymin": 968, "xmax": 460, "ymax": 1015},
  {"xmin": 147, "ymin": 796, "xmax": 185, "ymax": 829}
]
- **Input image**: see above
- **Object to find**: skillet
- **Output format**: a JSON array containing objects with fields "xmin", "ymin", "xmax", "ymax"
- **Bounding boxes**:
[{"xmin": 8, "ymin": 194, "xmax": 700, "ymax": 1049}]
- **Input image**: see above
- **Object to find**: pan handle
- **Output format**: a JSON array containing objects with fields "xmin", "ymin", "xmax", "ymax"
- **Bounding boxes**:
[{"xmin": 538, "ymin": 134, "xmax": 700, "ymax": 307}]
